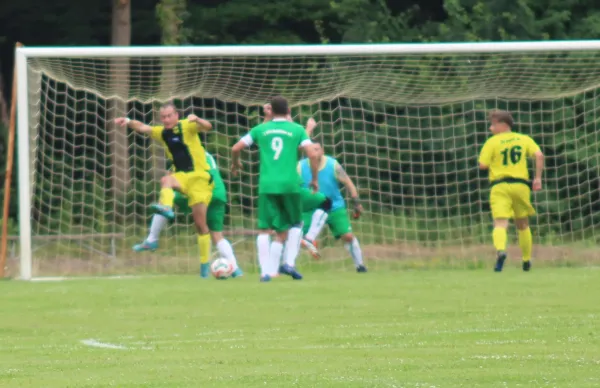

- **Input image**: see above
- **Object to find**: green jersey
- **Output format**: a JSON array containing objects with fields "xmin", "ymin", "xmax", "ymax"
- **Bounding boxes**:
[
  {"xmin": 244, "ymin": 119, "xmax": 311, "ymax": 194},
  {"xmin": 205, "ymin": 152, "xmax": 227, "ymax": 202}
]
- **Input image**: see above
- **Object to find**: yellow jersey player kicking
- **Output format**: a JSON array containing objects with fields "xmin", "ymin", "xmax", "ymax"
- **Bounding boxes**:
[
  {"xmin": 115, "ymin": 103, "xmax": 215, "ymax": 276},
  {"xmin": 478, "ymin": 110, "xmax": 544, "ymax": 272},
  {"xmin": 132, "ymin": 152, "xmax": 243, "ymax": 278}
]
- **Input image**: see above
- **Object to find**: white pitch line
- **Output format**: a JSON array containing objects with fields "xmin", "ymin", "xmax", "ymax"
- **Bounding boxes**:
[
  {"xmin": 81, "ymin": 339, "xmax": 128, "ymax": 350},
  {"xmin": 31, "ymin": 275, "xmax": 162, "ymax": 282}
]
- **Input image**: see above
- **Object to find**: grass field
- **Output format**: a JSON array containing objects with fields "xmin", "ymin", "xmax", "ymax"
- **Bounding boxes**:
[{"xmin": 2, "ymin": 268, "xmax": 600, "ymax": 387}]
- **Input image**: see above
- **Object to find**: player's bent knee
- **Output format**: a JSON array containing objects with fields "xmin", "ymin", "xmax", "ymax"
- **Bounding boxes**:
[
  {"xmin": 161, "ymin": 175, "xmax": 177, "ymax": 188},
  {"xmin": 493, "ymin": 219, "xmax": 509, "ymax": 228},
  {"xmin": 514, "ymin": 218, "xmax": 529, "ymax": 230},
  {"xmin": 340, "ymin": 233, "xmax": 354, "ymax": 243}
]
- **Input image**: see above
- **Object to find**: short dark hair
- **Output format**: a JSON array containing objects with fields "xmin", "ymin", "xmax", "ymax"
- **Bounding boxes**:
[
  {"xmin": 489, "ymin": 110, "xmax": 514, "ymax": 128},
  {"xmin": 270, "ymin": 96, "xmax": 289, "ymax": 115}
]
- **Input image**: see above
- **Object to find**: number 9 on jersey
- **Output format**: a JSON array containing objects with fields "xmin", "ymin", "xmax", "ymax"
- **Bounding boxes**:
[{"xmin": 271, "ymin": 137, "xmax": 283, "ymax": 160}]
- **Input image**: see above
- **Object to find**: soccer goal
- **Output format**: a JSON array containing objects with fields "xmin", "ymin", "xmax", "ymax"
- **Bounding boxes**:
[{"xmin": 14, "ymin": 42, "xmax": 600, "ymax": 279}]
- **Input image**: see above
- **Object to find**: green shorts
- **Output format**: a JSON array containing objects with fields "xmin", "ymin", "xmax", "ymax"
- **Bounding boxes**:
[
  {"xmin": 302, "ymin": 207, "xmax": 352, "ymax": 239},
  {"xmin": 258, "ymin": 193, "xmax": 302, "ymax": 233},
  {"xmin": 173, "ymin": 191, "xmax": 225, "ymax": 232},
  {"xmin": 300, "ymin": 187, "xmax": 327, "ymax": 212},
  {"xmin": 207, "ymin": 199, "xmax": 226, "ymax": 232}
]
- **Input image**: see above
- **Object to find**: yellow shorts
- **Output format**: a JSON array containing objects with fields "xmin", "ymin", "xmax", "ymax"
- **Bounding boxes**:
[
  {"xmin": 172, "ymin": 170, "xmax": 214, "ymax": 207},
  {"xmin": 490, "ymin": 182, "xmax": 535, "ymax": 220}
]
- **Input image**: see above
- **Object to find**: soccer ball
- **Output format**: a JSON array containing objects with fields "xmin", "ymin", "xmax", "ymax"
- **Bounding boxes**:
[{"xmin": 210, "ymin": 258, "xmax": 234, "ymax": 279}]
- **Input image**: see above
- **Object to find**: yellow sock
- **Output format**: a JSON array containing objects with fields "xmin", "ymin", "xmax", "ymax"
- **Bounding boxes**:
[
  {"xmin": 159, "ymin": 188, "xmax": 175, "ymax": 208},
  {"xmin": 492, "ymin": 227, "xmax": 507, "ymax": 252},
  {"xmin": 518, "ymin": 227, "xmax": 533, "ymax": 262},
  {"xmin": 198, "ymin": 234, "xmax": 211, "ymax": 264}
]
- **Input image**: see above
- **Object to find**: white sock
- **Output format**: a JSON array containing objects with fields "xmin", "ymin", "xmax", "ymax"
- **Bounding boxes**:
[
  {"xmin": 344, "ymin": 237, "xmax": 364, "ymax": 267},
  {"xmin": 269, "ymin": 241, "xmax": 284, "ymax": 276},
  {"xmin": 256, "ymin": 234, "xmax": 271, "ymax": 276},
  {"xmin": 217, "ymin": 239, "xmax": 238, "ymax": 269},
  {"xmin": 284, "ymin": 227, "xmax": 303, "ymax": 267},
  {"xmin": 305, "ymin": 209, "xmax": 328, "ymax": 241},
  {"xmin": 147, "ymin": 214, "xmax": 168, "ymax": 243}
]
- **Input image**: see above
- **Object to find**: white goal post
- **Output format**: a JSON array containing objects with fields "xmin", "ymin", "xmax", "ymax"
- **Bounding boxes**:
[{"xmin": 15, "ymin": 41, "xmax": 600, "ymax": 280}]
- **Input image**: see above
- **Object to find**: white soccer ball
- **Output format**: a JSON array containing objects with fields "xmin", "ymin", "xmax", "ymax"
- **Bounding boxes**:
[{"xmin": 210, "ymin": 258, "xmax": 234, "ymax": 279}]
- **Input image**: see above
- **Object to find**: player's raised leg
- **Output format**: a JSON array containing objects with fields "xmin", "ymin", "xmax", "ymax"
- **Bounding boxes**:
[
  {"xmin": 151, "ymin": 174, "xmax": 181, "ymax": 221},
  {"xmin": 299, "ymin": 188, "xmax": 332, "ymax": 259},
  {"xmin": 303, "ymin": 209, "xmax": 328, "ymax": 248},
  {"xmin": 134, "ymin": 190, "xmax": 189, "ymax": 252},
  {"xmin": 207, "ymin": 198, "xmax": 243, "ymax": 277},
  {"xmin": 301, "ymin": 211, "xmax": 321, "ymax": 259}
]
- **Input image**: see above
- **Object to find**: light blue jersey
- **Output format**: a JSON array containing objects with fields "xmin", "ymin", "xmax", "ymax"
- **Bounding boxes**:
[{"xmin": 299, "ymin": 156, "xmax": 345, "ymax": 211}]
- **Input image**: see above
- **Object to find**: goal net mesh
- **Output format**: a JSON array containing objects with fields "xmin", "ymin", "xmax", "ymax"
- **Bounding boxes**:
[{"xmin": 14, "ymin": 50, "xmax": 600, "ymax": 277}]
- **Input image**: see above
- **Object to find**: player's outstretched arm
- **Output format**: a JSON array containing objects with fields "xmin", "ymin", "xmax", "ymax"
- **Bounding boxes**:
[
  {"xmin": 335, "ymin": 163, "xmax": 363, "ymax": 218},
  {"xmin": 305, "ymin": 118, "xmax": 317, "ymax": 137},
  {"xmin": 297, "ymin": 118, "xmax": 318, "ymax": 159},
  {"xmin": 231, "ymin": 133, "xmax": 253, "ymax": 176},
  {"xmin": 114, "ymin": 117, "xmax": 153, "ymax": 135},
  {"xmin": 187, "ymin": 114, "xmax": 212, "ymax": 132}
]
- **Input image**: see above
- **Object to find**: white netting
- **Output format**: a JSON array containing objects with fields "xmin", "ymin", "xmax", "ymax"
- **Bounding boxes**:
[{"xmin": 13, "ymin": 49, "xmax": 600, "ymax": 277}]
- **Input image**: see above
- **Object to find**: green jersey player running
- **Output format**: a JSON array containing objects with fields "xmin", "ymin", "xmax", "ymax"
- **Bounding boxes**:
[
  {"xmin": 231, "ymin": 96, "xmax": 320, "ymax": 282},
  {"xmin": 298, "ymin": 143, "xmax": 367, "ymax": 272},
  {"xmin": 133, "ymin": 152, "xmax": 242, "ymax": 278}
]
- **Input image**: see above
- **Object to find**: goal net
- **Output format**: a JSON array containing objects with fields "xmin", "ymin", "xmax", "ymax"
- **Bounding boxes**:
[{"xmin": 13, "ymin": 43, "xmax": 600, "ymax": 279}]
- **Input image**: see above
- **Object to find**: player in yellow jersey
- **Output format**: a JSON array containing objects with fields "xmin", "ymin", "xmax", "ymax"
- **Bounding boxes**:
[
  {"xmin": 478, "ymin": 110, "xmax": 544, "ymax": 272},
  {"xmin": 115, "ymin": 103, "xmax": 215, "ymax": 277}
]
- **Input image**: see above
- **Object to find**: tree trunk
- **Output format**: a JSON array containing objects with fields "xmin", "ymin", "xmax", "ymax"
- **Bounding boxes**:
[{"xmin": 109, "ymin": 0, "xmax": 131, "ymax": 200}]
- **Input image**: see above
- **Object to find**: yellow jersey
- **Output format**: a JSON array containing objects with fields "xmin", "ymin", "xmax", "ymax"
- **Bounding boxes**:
[
  {"xmin": 478, "ymin": 132, "xmax": 540, "ymax": 182},
  {"xmin": 150, "ymin": 119, "xmax": 210, "ymax": 173}
]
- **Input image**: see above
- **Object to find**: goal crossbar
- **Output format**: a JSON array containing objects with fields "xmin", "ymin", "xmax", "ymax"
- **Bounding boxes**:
[{"xmin": 16, "ymin": 40, "xmax": 600, "ymax": 58}]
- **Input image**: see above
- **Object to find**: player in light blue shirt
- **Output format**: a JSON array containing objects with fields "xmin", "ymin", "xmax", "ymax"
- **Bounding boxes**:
[{"xmin": 298, "ymin": 143, "xmax": 367, "ymax": 272}]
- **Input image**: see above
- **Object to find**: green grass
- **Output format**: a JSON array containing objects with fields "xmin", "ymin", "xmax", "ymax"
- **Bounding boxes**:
[{"xmin": 2, "ymin": 268, "xmax": 600, "ymax": 387}]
